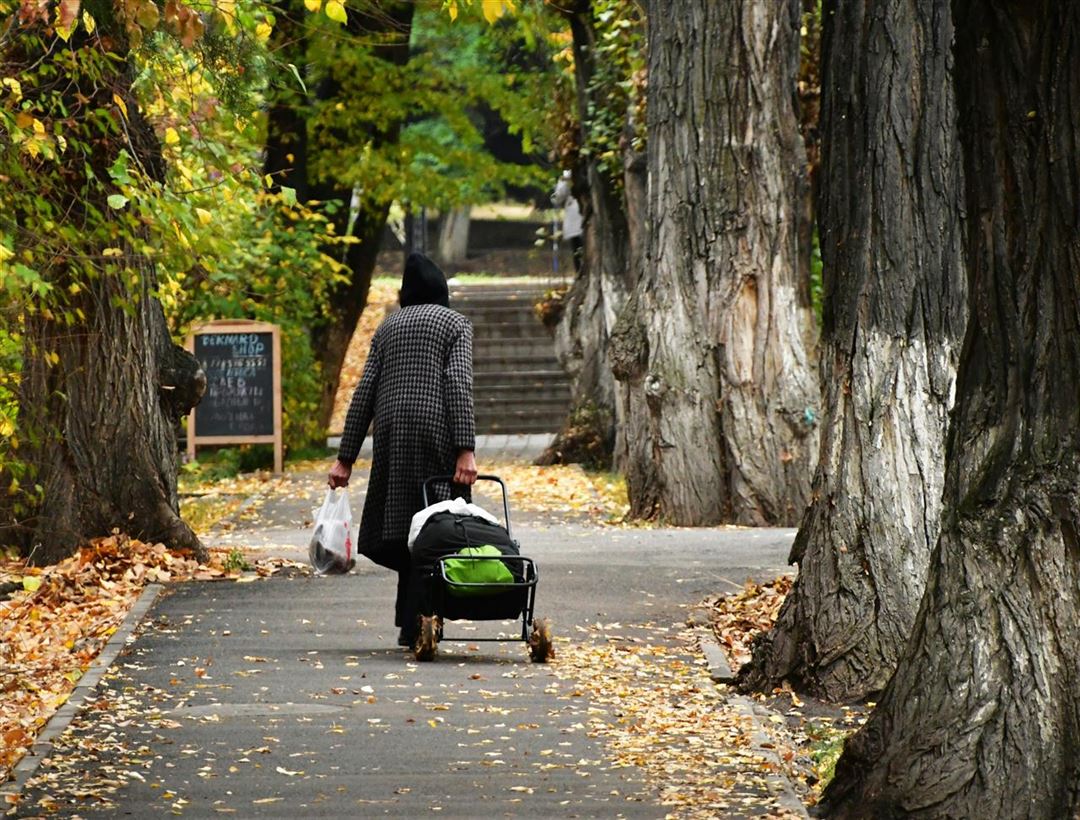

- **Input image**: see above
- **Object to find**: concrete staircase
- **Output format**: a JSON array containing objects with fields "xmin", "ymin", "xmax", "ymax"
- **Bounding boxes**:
[{"xmin": 451, "ymin": 284, "xmax": 572, "ymax": 434}]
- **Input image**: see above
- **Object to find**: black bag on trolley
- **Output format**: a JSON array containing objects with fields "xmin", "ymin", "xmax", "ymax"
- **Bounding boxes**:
[{"xmin": 406, "ymin": 510, "xmax": 526, "ymax": 623}]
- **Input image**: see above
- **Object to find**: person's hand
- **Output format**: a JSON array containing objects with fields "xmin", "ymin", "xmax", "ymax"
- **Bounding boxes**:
[
  {"xmin": 453, "ymin": 449, "xmax": 477, "ymax": 485},
  {"xmin": 328, "ymin": 459, "xmax": 352, "ymax": 489}
]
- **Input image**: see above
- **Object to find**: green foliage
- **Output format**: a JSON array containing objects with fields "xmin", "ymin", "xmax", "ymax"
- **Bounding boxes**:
[
  {"xmin": 304, "ymin": 4, "xmax": 560, "ymax": 211},
  {"xmin": 810, "ymin": 227, "xmax": 824, "ymax": 324},
  {"xmin": 1, "ymin": 1, "xmax": 348, "ymax": 474},
  {"xmin": 539, "ymin": 401, "xmax": 614, "ymax": 470},
  {"xmin": 136, "ymin": 38, "xmax": 348, "ymax": 451},
  {"xmin": 0, "ymin": 324, "xmax": 34, "ymax": 508},
  {"xmin": 582, "ymin": 0, "xmax": 646, "ymax": 179},
  {"xmin": 805, "ymin": 720, "xmax": 849, "ymax": 792},
  {"xmin": 550, "ymin": 0, "xmax": 645, "ymax": 183},
  {"xmin": 178, "ymin": 444, "xmax": 274, "ymax": 484},
  {"xmin": 222, "ymin": 546, "xmax": 252, "ymax": 573}
]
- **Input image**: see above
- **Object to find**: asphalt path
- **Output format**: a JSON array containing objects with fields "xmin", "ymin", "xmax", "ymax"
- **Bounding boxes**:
[{"xmin": 12, "ymin": 470, "xmax": 796, "ymax": 819}]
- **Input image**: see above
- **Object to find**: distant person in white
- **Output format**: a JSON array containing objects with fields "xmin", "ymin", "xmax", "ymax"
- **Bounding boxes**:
[{"xmin": 551, "ymin": 169, "xmax": 583, "ymax": 273}]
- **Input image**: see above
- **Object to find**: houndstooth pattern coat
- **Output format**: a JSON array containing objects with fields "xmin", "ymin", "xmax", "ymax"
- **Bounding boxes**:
[{"xmin": 338, "ymin": 303, "xmax": 475, "ymax": 568}]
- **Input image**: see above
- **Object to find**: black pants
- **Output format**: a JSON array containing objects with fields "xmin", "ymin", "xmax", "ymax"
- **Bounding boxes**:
[
  {"xmin": 396, "ymin": 568, "xmax": 410, "ymax": 630},
  {"xmin": 569, "ymin": 235, "xmax": 583, "ymax": 273},
  {"xmin": 375, "ymin": 539, "xmax": 410, "ymax": 630}
]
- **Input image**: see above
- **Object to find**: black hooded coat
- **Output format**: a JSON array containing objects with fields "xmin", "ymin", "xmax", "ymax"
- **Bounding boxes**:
[{"xmin": 338, "ymin": 254, "xmax": 475, "ymax": 569}]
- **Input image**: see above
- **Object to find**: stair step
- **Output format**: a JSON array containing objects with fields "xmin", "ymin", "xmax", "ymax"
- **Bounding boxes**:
[
  {"xmin": 475, "ymin": 414, "xmax": 567, "ymax": 434},
  {"xmin": 473, "ymin": 368, "xmax": 569, "ymax": 383},
  {"xmin": 451, "ymin": 286, "xmax": 550, "ymax": 299},
  {"xmin": 475, "ymin": 360, "xmax": 561, "ymax": 375},
  {"xmin": 473, "ymin": 343, "xmax": 555, "ymax": 361},
  {"xmin": 474, "ymin": 381, "xmax": 570, "ymax": 396},
  {"xmin": 447, "ymin": 283, "xmax": 570, "ymax": 435},
  {"xmin": 470, "ymin": 319, "xmax": 548, "ymax": 334},
  {"xmin": 458, "ymin": 309, "xmax": 546, "ymax": 327},
  {"xmin": 476, "ymin": 394, "xmax": 570, "ymax": 411}
]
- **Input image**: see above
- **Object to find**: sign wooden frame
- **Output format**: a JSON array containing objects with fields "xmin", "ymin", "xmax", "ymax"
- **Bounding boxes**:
[{"xmin": 186, "ymin": 319, "xmax": 283, "ymax": 474}]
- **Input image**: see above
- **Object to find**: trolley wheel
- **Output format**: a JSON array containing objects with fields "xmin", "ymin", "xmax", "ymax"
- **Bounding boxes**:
[
  {"xmin": 528, "ymin": 617, "xmax": 554, "ymax": 663},
  {"xmin": 415, "ymin": 615, "xmax": 439, "ymax": 662}
]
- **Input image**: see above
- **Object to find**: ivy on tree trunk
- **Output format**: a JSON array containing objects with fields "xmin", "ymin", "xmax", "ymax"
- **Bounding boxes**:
[
  {"xmin": 541, "ymin": 0, "xmax": 633, "ymax": 468},
  {"xmin": 4, "ymin": 33, "xmax": 204, "ymax": 564}
]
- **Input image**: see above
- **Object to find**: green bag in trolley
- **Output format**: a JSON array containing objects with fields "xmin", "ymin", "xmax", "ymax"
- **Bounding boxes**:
[{"xmin": 309, "ymin": 488, "xmax": 355, "ymax": 574}]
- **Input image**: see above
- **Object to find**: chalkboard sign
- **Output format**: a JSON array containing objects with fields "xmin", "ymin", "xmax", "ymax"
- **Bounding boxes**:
[{"xmin": 186, "ymin": 320, "xmax": 283, "ymax": 473}]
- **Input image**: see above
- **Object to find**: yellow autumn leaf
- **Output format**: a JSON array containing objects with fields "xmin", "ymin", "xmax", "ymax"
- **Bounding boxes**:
[
  {"xmin": 195, "ymin": 208, "xmax": 213, "ymax": 225},
  {"xmin": 481, "ymin": 0, "xmax": 505, "ymax": 23},
  {"xmin": 82, "ymin": 9, "xmax": 96, "ymax": 33},
  {"xmin": 54, "ymin": 0, "xmax": 80, "ymax": 41},
  {"xmin": 447, "ymin": 0, "xmax": 457, "ymax": 21},
  {"xmin": 164, "ymin": 126, "xmax": 180, "ymax": 145},
  {"xmin": 255, "ymin": 21, "xmax": 272, "ymax": 40},
  {"xmin": 302, "ymin": 0, "xmax": 320, "ymax": 12},
  {"xmin": 113, "ymin": 93, "xmax": 128, "ymax": 119},
  {"xmin": 22, "ymin": 576, "xmax": 42, "ymax": 592},
  {"xmin": 324, "ymin": 0, "xmax": 347, "ymax": 24},
  {"xmin": 1, "ymin": 77, "xmax": 22, "ymax": 102}
]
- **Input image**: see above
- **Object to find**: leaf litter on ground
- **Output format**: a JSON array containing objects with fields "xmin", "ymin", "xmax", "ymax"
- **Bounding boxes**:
[
  {"xmin": 551, "ymin": 620, "xmax": 806, "ymax": 818},
  {"xmin": 0, "ymin": 533, "xmax": 307, "ymax": 788},
  {"xmin": 701, "ymin": 576, "xmax": 873, "ymax": 803}
]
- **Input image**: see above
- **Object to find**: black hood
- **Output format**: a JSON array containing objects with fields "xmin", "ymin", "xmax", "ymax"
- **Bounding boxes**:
[{"xmin": 399, "ymin": 253, "xmax": 449, "ymax": 308}]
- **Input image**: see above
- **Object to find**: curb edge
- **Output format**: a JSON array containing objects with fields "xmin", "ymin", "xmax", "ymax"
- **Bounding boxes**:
[
  {"xmin": 696, "ymin": 629, "xmax": 810, "ymax": 819},
  {"xmin": 0, "ymin": 582, "xmax": 165, "ymax": 802}
]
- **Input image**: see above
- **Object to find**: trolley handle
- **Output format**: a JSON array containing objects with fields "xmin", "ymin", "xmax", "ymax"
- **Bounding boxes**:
[{"xmin": 422, "ymin": 474, "xmax": 512, "ymax": 538}]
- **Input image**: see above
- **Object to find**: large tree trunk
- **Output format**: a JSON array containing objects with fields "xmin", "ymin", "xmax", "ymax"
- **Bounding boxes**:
[
  {"xmin": 612, "ymin": 0, "xmax": 818, "ymax": 525},
  {"xmin": 823, "ymin": 3, "xmax": 1080, "ymax": 815},
  {"xmin": 5, "ymin": 34, "xmax": 204, "ymax": 564},
  {"xmin": 263, "ymin": 1, "xmax": 414, "ymax": 432},
  {"xmin": 740, "ymin": 0, "xmax": 966, "ymax": 702},
  {"xmin": 542, "ymin": 1, "xmax": 632, "ymax": 467}
]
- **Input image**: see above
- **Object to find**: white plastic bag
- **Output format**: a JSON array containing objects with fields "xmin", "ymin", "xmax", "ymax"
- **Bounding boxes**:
[{"xmin": 309, "ymin": 489, "xmax": 354, "ymax": 575}]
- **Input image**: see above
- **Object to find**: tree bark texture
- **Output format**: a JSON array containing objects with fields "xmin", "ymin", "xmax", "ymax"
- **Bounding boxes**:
[
  {"xmin": 614, "ymin": 0, "xmax": 818, "ymax": 526},
  {"xmin": 9, "ymin": 50, "xmax": 203, "ymax": 564},
  {"xmin": 824, "ymin": 3, "xmax": 1080, "ymax": 815},
  {"xmin": 543, "ymin": 1, "xmax": 631, "ymax": 465},
  {"xmin": 741, "ymin": 0, "xmax": 966, "ymax": 703}
]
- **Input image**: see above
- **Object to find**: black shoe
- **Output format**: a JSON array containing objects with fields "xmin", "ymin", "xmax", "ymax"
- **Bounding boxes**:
[{"xmin": 397, "ymin": 628, "xmax": 414, "ymax": 648}]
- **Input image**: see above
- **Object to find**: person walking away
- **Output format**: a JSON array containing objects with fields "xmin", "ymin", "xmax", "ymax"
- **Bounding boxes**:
[
  {"xmin": 328, "ymin": 252, "xmax": 478, "ymax": 647},
  {"xmin": 551, "ymin": 169, "xmax": 583, "ymax": 273}
]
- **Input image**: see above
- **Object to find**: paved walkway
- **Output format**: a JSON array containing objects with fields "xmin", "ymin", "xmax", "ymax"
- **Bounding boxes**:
[
  {"xmin": 326, "ymin": 434, "xmax": 557, "ymax": 464},
  {"xmin": 9, "ymin": 467, "xmax": 806, "ymax": 818}
]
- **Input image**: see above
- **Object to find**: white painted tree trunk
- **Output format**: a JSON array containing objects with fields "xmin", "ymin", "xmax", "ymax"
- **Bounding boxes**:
[
  {"xmin": 825, "ymin": 5, "xmax": 1080, "ymax": 814},
  {"xmin": 741, "ymin": 0, "xmax": 967, "ymax": 702},
  {"xmin": 437, "ymin": 206, "xmax": 470, "ymax": 266}
]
